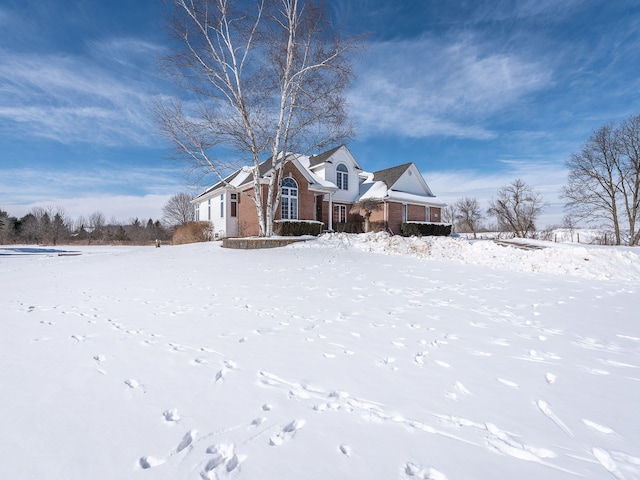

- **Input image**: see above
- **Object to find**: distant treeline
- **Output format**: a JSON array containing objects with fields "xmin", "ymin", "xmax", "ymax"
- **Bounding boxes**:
[{"xmin": 0, "ymin": 207, "xmax": 172, "ymax": 245}]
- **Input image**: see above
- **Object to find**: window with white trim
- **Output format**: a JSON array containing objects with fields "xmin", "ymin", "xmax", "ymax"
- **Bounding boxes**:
[
  {"xmin": 230, "ymin": 193, "xmax": 237, "ymax": 217},
  {"xmin": 402, "ymin": 204, "xmax": 408, "ymax": 222},
  {"xmin": 333, "ymin": 204, "xmax": 347, "ymax": 223},
  {"xmin": 220, "ymin": 194, "xmax": 224, "ymax": 218},
  {"xmin": 336, "ymin": 163, "xmax": 349, "ymax": 190},
  {"xmin": 281, "ymin": 177, "xmax": 298, "ymax": 220},
  {"xmin": 207, "ymin": 199, "xmax": 211, "ymax": 220}
]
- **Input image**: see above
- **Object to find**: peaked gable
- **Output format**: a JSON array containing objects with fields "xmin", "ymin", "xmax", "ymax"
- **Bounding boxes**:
[
  {"xmin": 373, "ymin": 162, "xmax": 434, "ymax": 197},
  {"xmin": 372, "ymin": 163, "xmax": 413, "ymax": 189},
  {"xmin": 193, "ymin": 168, "xmax": 251, "ymax": 202},
  {"xmin": 308, "ymin": 145, "xmax": 343, "ymax": 168},
  {"xmin": 308, "ymin": 144, "xmax": 361, "ymax": 171}
]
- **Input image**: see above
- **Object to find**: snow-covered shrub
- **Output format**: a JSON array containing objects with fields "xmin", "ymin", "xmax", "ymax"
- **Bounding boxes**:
[
  {"xmin": 274, "ymin": 220, "xmax": 323, "ymax": 236},
  {"xmin": 401, "ymin": 222, "xmax": 452, "ymax": 237}
]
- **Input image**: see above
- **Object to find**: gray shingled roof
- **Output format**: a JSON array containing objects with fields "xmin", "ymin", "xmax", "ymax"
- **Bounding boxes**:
[
  {"xmin": 308, "ymin": 145, "xmax": 344, "ymax": 168},
  {"xmin": 197, "ymin": 146, "xmax": 354, "ymax": 199},
  {"xmin": 372, "ymin": 163, "xmax": 412, "ymax": 189},
  {"xmin": 194, "ymin": 169, "xmax": 245, "ymax": 200}
]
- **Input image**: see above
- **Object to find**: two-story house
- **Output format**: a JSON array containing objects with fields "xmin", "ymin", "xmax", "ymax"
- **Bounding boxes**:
[{"xmin": 193, "ymin": 145, "xmax": 446, "ymax": 237}]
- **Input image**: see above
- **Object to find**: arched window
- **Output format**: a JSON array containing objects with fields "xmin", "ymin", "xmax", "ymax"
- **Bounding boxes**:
[
  {"xmin": 336, "ymin": 164, "xmax": 349, "ymax": 190},
  {"xmin": 281, "ymin": 177, "xmax": 298, "ymax": 220}
]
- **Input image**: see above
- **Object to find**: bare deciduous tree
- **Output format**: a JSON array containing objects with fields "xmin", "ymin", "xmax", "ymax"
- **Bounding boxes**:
[
  {"xmin": 562, "ymin": 114, "xmax": 640, "ymax": 246},
  {"xmin": 454, "ymin": 197, "xmax": 483, "ymax": 239},
  {"xmin": 441, "ymin": 204, "xmax": 459, "ymax": 232},
  {"xmin": 16, "ymin": 207, "xmax": 67, "ymax": 244},
  {"xmin": 157, "ymin": 0, "xmax": 357, "ymax": 236},
  {"xmin": 561, "ymin": 124, "xmax": 623, "ymax": 244},
  {"xmin": 88, "ymin": 211, "xmax": 106, "ymax": 242},
  {"xmin": 163, "ymin": 192, "xmax": 195, "ymax": 226},
  {"xmin": 487, "ymin": 179, "xmax": 545, "ymax": 238},
  {"xmin": 351, "ymin": 198, "xmax": 382, "ymax": 233},
  {"xmin": 618, "ymin": 114, "xmax": 640, "ymax": 245}
]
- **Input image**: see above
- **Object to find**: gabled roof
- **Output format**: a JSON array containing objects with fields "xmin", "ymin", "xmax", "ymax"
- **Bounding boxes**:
[
  {"xmin": 194, "ymin": 147, "xmax": 442, "ymax": 207},
  {"xmin": 229, "ymin": 153, "xmax": 337, "ymax": 193},
  {"xmin": 372, "ymin": 163, "xmax": 413, "ymax": 188},
  {"xmin": 308, "ymin": 145, "xmax": 344, "ymax": 168},
  {"xmin": 193, "ymin": 168, "xmax": 249, "ymax": 201}
]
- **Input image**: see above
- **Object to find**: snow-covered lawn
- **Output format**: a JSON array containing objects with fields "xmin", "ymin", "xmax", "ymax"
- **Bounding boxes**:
[{"xmin": 1, "ymin": 234, "xmax": 639, "ymax": 479}]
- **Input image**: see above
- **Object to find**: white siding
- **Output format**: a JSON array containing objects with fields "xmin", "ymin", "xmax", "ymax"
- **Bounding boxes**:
[
  {"xmin": 328, "ymin": 153, "xmax": 360, "ymax": 203},
  {"xmin": 195, "ymin": 190, "xmax": 239, "ymax": 238},
  {"xmin": 393, "ymin": 167, "xmax": 429, "ymax": 195}
]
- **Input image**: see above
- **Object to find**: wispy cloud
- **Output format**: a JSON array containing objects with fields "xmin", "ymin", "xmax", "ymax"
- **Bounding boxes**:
[
  {"xmin": 350, "ymin": 33, "xmax": 553, "ymax": 140},
  {"xmin": 423, "ymin": 159, "xmax": 569, "ymax": 227},
  {"xmin": 0, "ymin": 164, "xmax": 184, "ymax": 210},
  {"xmin": 0, "ymin": 41, "xmax": 167, "ymax": 147},
  {"xmin": 469, "ymin": 0, "xmax": 582, "ymax": 22}
]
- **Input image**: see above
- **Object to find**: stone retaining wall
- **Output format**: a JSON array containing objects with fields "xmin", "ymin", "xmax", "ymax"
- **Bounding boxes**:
[{"xmin": 222, "ymin": 237, "xmax": 309, "ymax": 249}]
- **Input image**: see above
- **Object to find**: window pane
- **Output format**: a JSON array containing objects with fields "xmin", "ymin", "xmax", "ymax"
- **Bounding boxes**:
[{"xmin": 281, "ymin": 177, "xmax": 298, "ymax": 220}]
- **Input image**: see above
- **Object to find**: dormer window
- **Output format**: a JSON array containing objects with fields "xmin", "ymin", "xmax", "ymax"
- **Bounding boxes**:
[{"xmin": 336, "ymin": 163, "xmax": 349, "ymax": 190}]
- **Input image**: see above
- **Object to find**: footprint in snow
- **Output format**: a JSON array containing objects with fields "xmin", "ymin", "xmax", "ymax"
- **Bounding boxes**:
[
  {"xmin": 215, "ymin": 368, "xmax": 227, "ymax": 383},
  {"xmin": 414, "ymin": 352, "xmax": 428, "ymax": 365},
  {"xmin": 484, "ymin": 422, "xmax": 556, "ymax": 462},
  {"xmin": 163, "ymin": 408, "xmax": 180, "ymax": 422},
  {"xmin": 536, "ymin": 399, "xmax": 573, "ymax": 438},
  {"xmin": 202, "ymin": 443, "xmax": 243, "ymax": 478},
  {"xmin": 269, "ymin": 419, "xmax": 305, "ymax": 446},
  {"xmin": 582, "ymin": 419, "xmax": 614, "ymax": 434},
  {"xmin": 592, "ymin": 447, "xmax": 625, "ymax": 480},
  {"xmin": 224, "ymin": 359, "xmax": 238, "ymax": 369},
  {"xmin": 454, "ymin": 381, "xmax": 472, "ymax": 395},
  {"xmin": 138, "ymin": 456, "xmax": 165, "ymax": 469},
  {"xmin": 175, "ymin": 430, "xmax": 196, "ymax": 453},
  {"xmin": 339, "ymin": 444, "xmax": 352, "ymax": 456},
  {"xmin": 124, "ymin": 379, "xmax": 144, "ymax": 391},
  {"xmin": 251, "ymin": 417, "xmax": 267, "ymax": 427},
  {"xmin": 404, "ymin": 462, "xmax": 448, "ymax": 479},
  {"xmin": 496, "ymin": 378, "xmax": 519, "ymax": 388}
]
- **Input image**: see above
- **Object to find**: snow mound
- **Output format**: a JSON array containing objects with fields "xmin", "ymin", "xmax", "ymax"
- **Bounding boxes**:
[{"xmin": 295, "ymin": 232, "xmax": 640, "ymax": 281}]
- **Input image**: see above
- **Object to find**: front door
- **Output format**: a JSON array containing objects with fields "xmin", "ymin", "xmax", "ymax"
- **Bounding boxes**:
[{"xmin": 315, "ymin": 195, "xmax": 323, "ymax": 224}]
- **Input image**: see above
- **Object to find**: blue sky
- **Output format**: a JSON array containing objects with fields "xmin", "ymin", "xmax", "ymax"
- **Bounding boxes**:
[{"xmin": 1, "ymin": 0, "xmax": 639, "ymax": 226}]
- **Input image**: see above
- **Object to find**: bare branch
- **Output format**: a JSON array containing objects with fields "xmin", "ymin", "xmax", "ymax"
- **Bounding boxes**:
[{"xmin": 157, "ymin": 0, "xmax": 359, "ymax": 236}]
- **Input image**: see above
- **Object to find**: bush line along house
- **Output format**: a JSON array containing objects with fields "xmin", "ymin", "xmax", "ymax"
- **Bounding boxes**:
[{"xmin": 193, "ymin": 145, "xmax": 446, "ymax": 238}]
